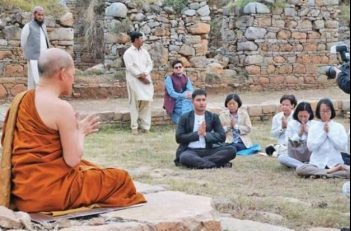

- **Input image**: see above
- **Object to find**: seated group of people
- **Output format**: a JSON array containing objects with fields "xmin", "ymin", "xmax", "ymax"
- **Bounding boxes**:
[{"xmin": 167, "ymin": 60, "xmax": 350, "ymax": 180}]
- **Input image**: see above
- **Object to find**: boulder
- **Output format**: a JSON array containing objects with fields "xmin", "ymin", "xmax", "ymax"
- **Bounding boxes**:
[
  {"xmin": 59, "ymin": 12, "xmax": 74, "ymax": 27},
  {"xmin": 237, "ymin": 41, "xmax": 258, "ymax": 51},
  {"xmin": 188, "ymin": 23, "xmax": 210, "ymax": 35},
  {"xmin": 106, "ymin": 3, "xmax": 128, "ymax": 18},
  {"xmin": 49, "ymin": 28, "xmax": 74, "ymax": 41},
  {"xmin": 197, "ymin": 5, "xmax": 210, "ymax": 17},
  {"xmin": 243, "ymin": 2, "xmax": 271, "ymax": 14},
  {"xmin": 0, "ymin": 207, "xmax": 23, "ymax": 229},
  {"xmin": 149, "ymin": 42, "xmax": 169, "ymax": 66}
]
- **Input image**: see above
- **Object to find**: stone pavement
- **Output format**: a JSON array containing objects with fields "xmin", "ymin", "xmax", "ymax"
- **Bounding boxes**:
[
  {"xmin": 0, "ymin": 87, "xmax": 349, "ymax": 128},
  {"xmin": 0, "ymin": 182, "xmax": 342, "ymax": 231}
]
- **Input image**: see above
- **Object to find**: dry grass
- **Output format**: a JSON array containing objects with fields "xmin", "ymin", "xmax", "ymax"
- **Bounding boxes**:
[{"xmin": 84, "ymin": 119, "xmax": 350, "ymax": 230}]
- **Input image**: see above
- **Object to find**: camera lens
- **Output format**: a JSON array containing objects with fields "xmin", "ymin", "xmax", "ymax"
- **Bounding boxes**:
[{"xmin": 326, "ymin": 66, "xmax": 337, "ymax": 79}]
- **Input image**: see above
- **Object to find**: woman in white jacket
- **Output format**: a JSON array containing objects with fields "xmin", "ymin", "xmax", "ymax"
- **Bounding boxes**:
[
  {"xmin": 297, "ymin": 98, "xmax": 349, "ymax": 178},
  {"xmin": 278, "ymin": 102, "xmax": 314, "ymax": 169}
]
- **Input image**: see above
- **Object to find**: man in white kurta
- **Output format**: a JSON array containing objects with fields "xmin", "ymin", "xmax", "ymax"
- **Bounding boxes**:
[
  {"xmin": 123, "ymin": 32, "xmax": 154, "ymax": 134},
  {"xmin": 21, "ymin": 6, "xmax": 50, "ymax": 89}
]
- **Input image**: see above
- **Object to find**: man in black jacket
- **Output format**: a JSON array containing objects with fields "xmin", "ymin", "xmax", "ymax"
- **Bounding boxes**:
[
  {"xmin": 175, "ymin": 89, "xmax": 236, "ymax": 169},
  {"xmin": 334, "ymin": 64, "xmax": 350, "ymax": 94}
]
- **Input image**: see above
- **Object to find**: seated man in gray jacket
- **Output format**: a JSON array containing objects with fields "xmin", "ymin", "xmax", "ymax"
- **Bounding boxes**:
[{"xmin": 175, "ymin": 89, "xmax": 236, "ymax": 169}]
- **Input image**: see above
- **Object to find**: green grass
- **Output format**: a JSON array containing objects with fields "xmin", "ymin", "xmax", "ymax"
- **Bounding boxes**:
[
  {"xmin": 84, "ymin": 120, "xmax": 350, "ymax": 230},
  {"xmin": 0, "ymin": 0, "xmax": 65, "ymax": 16}
]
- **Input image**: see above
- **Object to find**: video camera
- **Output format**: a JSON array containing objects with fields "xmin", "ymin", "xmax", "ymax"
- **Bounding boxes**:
[{"xmin": 326, "ymin": 44, "xmax": 350, "ymax": 79}]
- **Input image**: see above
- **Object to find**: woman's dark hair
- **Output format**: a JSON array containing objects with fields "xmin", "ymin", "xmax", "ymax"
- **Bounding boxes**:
[
  {"xmin": 224, "ymin": 93, "xmax": 242, "ymax": 108},
  {"xmin": 192, "ymin": 89, "xmax": 207, "ymax": 100},
  {"xmin": 293, "ymin": 102, "xmax": 314, "ymax": 122},
  {"xmin": 280, "ymin": 94, "xmax": 297, "ymax": 108},
  {"xmin": 315, "ymin": 98, "xmax": 336, "ymax": 120},
  {"xmin": 129, "ymin": 31, "xmax": 143, "ymax": 43},
  {"xmin": 172, "ymin": 60, "xmax": 183, "ymax": 68}
]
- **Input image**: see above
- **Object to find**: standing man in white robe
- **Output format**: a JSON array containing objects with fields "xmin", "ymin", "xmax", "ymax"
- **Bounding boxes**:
[
  {"xmin": 123, "ymin": 32, "xmax": 154, "ymax": 135},
  {"xmin": 21, "ymin": 6, "xmax": 50, "ymax": 89}
]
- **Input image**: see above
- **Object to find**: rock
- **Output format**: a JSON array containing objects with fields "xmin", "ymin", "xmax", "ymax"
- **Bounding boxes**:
[
  {"xmin": 243, "ymin": 2, "xmax": 270, "ymax": 14},
  {"xmin": 103, "ymin": 191, "xmax": 221, "ymax": 230},
  {"xmin": 106, "ymin": 3, "xmax": 128, "ymax": 18},
  {"xmin": 61, "ymin": 222, "xmax": 156, "ymax": 231},
  {"xmin": 284, "ymin": 7, "xmax": 296, "ymax": 16},
  {"xmin": 0, "ymin": 85, "xmax": 7, "ymax": 98},
  {"xmin": 197, "ymin": 5, "xmax": 210, "ymax": 17},
  {"xmin": 190, "ymin": 56, "xmax": 208, "ymax": 68},
  {"xmin": 245, "ymin": 27, "xmax": 266, "ymax": 40},
  {"xmin": 134, "ymin": 182, "xmax": 166, "ymax": 194},
  {"xmin": 0, "ymin": 51, "xmax": 12, "ymax": 60},
  {"xmin": 49, "ymin": 28, "xmax": 74, "ymax": 41},
  {"xmin": 59, "ymin": 12, "xmax": 74, "ymax": 27},
  {"xmin": 188, "ymin": 23, "xmax": 210, "ymax": 35},
  {"xmin": 116, "ymin": 33, "xmax": 130, "ymax": 44},
  {"xmin": 183, "ymin": 35, "xmax": 202, "ymax": 45},
  {"xmin": 133, "ymin": 13, "xmax": 145, "ymax": 22},
  {"xmin": 237, "ymin": 41, "xmax": 258, "ymax": 51},
  {"xmin": 313, "ymin": 20, "xmax": 325, "ymax": 30},
  {"xmin": 179, "ymin": 57, "xmax": 192, "ymax": 67},
  {"xmin": 3, "ymin": 26, "xmax": 21, "ymax": 40},
  {"xmin": 214, "ymin": 54, "xmax": 230, "ymax": 67},
  {"xmin": 183, "ymin": 9, "xmax": 196, "ymax": 16},
  {"xmin": 245, "ymin": 55, "xmax": 264, "ymax": 65},
  {"xmin": 0, "ymin": 39, "xmax": 8, "ymax": 46},
  {"xmin": 206, "ymin": 63, "xmax": 224, "ymax": 76},
  {"xmin": 179, "ymin": 44, "xmax": 195, "ymax": 57},
  {"xmin": 85, "ymin": 64, "xmax": 105, "ymax": 75},
  {"xmin": 0, "ymin": 207, "xmax": 23, "ymax": 229},
  {"xmin": 149, "ymin": 42, "xmax": 169, "ymax": 66},
  {"xmin": 189, "ymin": 3, "xmax": 201, "ymax": 10},
  {"xmin": 221, "ymin": 217, "xmax": 294, "ymax": 231}
]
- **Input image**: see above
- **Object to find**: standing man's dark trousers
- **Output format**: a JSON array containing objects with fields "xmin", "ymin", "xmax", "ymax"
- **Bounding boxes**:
[{"xmin": 179, "ymin": 146, "xmax": 236, "ymax": 169}]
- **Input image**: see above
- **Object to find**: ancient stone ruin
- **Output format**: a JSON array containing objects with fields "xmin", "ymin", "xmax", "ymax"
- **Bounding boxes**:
[{"xmin": 0, "ymin": 0, "xmax": 349, "ymax": 99}]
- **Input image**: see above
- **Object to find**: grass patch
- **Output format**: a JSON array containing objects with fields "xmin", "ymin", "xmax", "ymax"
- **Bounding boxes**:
[
  {"xmin": 84, "ymin": 120, "xmax": 350, "ymax": 230},
  {"xmin": 163, "ymin": 0, "xmax": 188, "ymax": 13},
  {"xmin": 0, "ymin": 0, "xmax": 65, "ymax": 16}
]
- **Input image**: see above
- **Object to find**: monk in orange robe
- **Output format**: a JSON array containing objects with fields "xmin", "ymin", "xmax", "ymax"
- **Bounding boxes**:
[{"xmin": 1, "ymin": 48, "xmax": 145, "ymax": 213}]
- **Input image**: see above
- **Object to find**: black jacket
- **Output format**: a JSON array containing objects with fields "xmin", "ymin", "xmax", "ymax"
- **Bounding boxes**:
[
  {"xmin": 337, "ymin": 63, "xmax": 350, "ymax": 94},
  {"xmin": 174, "ymin": 111, "xmax": 226, "ymax": 165}
]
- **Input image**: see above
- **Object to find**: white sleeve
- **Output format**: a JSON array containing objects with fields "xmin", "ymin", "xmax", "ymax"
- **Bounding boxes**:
[
  {"xmin": 328, "ymin": 123, "xmax": 348, "ymax": 151},
  {"xmin": 21, "ymin": 24, "xmax": 30, "ymax": 50},
  {"xmin": 307, "ymin": 122, "xmax": 328, "ymax": 152},
  {"xmin": 286, "ymin": 121, "xmax": 300, "ymax": 142},
  {"xmin": 271, "ymin": 114, "xmax": 283, "ymax": 139}
]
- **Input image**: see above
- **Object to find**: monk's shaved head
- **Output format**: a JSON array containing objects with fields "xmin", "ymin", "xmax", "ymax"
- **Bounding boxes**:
[{"xmin": 38, "ymin": 48, "xmax": 74, "ymax": 78}]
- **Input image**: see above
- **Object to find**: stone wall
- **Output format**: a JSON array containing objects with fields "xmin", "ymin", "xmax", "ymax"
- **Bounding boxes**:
[
  {"xmin": 208, "ymin": 0, "xmax": 343, "ymax": 91},
  {"xmin": 0, "ymin": 7, "xmax": 74, "ymax": 99}
]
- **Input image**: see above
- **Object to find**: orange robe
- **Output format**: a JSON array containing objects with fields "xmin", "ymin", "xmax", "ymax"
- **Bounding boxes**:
[{"xmin": 9, "ymin": 91, "xmax": 145, "ymax": 213}]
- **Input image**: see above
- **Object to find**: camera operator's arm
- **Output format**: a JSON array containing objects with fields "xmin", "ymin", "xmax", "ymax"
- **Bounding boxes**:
[{"xmin": 334, "ymin": 64, "xmax": 350, "ymax": 94}]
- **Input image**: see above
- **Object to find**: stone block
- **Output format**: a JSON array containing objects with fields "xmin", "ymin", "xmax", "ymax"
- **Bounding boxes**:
[
  {"xmin": 5, "ymin": 64, "xmax": 24, "ymax": 77},
  {"xmin": 49, "ymin": 28, "xmax": 74, "ymax": 41},
  {"xmin": 248, "ymin": 105, "xmax": 263, "ymax": 117},
  {"xmin": 190, "ymin": 56, "xmax": 208, "ymax": 68},
  {"xmin": 183, "ymin": 35, "xmax": 202, "ymax": 45},
  {"xmin": 245, "ymin": 55, "xmax": 264, "ymax": 65},
  {"xmin": 342, "ymin": 100, "xmax": 350, "ymax": 111},
  {"xmin": 245, "ymin": 27, "xmax": 267, "ymax": 40},
  {"xmin": 243, "ymin": 2, "xmax": 271, "ymax": 14},
  {"xmin": 0, "ymin": 51, "xmax": 12, "ymax": 60},
  {"xmin": 197, "ymin": 5, "xmax": 210, "ymax": 17},
  {"xmin": 188, "ymin": 23, "xmax": 210, "ymax": 35},
  {"xmin": 0, "ymin": 84, "xmax": 7, "ymax": 98},
  {"xmin": 59, "ymin": 12, "xmax": 74, "ymax": 27},
  {"xmin": 3, "ymin": 26, "xmax": 21, "ymax": 40},
  {"xmin": 277, "ymin": 30, "xmax": 291, "ymax": 40},
  {"xmin": 292, "ymin": 32, "xmax": 307, "ymax": 39},
  {"xmin": 262, "ymin": 104, "xmax": 278, "ymax": 114},
  {"xmin": 102, "ymin": 191, "xmax": 221, "ymax": 231},
  {"xmin": 246, "ymin": 65, "xmax": 261, "ymax": 75},
  {"xmin": 237, "ymin": 41, "xmax": 258, "ymax": 51},
  {"xmin": 179, "ymin": 44, "xmax": 195, "ymax": 57}
]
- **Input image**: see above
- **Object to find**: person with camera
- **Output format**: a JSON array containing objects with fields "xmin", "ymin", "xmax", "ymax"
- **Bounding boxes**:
[{"xmin": 333, "ymin": 65, "xmax": 350, "ymax": 94}]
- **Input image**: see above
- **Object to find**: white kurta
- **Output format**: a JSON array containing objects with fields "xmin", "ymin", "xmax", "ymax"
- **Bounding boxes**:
[
  {"xmin": 271, "ymin": 112, "xmax": 294, "ymax": 145},
  {"xmin": 123, "ymin": 45, "xmax": 154, "ymax": 102},
  {"xmin": 307, "ymin": 120, "xmax": 347, "ymax": 169},
  {"xmin": 21, "ymin": 24, "xmax": 48, "ymax": 89}
]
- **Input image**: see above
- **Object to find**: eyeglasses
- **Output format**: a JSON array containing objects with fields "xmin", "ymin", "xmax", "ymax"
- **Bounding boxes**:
[
  {"xmin": 174, "ymin": 66, "xmax": 183, "ymax": 69},
  {"xmin": 320, "ymin": 110, "xmax": 332, "ymax": 114}
]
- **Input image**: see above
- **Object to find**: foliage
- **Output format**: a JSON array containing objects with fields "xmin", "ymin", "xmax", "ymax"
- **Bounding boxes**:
[
  {"xmin": 340, "ymin": 1, "xmax": 350, "ymax": 23},
  {"xmin": 0, "ymin": 0, "xmax": 65, "ymax": 16},
  {"xmin": 227, "ymin": 0, "xmax": 256, "ymax": 9},
  {"xmin": 163, "ymin": 0, "xmax": 188, "ymax": 13}
]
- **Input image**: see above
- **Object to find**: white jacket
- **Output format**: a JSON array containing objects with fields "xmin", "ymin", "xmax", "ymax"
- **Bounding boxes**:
[{"xmin": 307, "ymin": 120, "xmax": 347, "ymax": 169}]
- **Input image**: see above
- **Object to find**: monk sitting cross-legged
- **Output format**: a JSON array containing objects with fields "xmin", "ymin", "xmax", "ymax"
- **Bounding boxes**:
[{"xmin": 0, "ymin": 48, "xmax": 146, "ymax": 213}]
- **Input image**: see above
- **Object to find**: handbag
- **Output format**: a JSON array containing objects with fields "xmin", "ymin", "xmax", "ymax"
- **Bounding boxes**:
[{"xmin": 288, "ymin": 139, "xmax": 311, "ymax": 162}]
